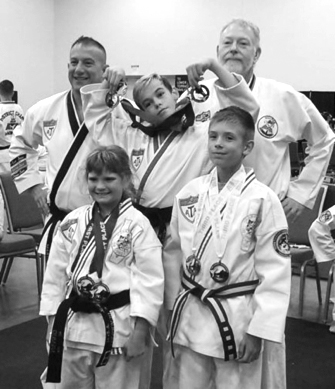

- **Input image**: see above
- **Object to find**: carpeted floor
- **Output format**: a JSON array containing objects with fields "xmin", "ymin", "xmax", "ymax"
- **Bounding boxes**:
[{"xmin": 0, "ymin": 316, "xmax": 334, "ymax": 388}]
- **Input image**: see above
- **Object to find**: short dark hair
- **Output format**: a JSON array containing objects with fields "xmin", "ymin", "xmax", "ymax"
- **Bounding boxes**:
[
  {"xmin": 85, "ymin": 145, "xmax": 135, "ymax": 201},
  {"xmin": 71, "ymin": 36, "xmax": 106, "ymax": 57},
  {"xmin": 133, "ymin": 73, "xmax": 173, "ymax": 110},
  {"xmin": 209, "ymin": 106, "xmax": 255, "ymax": 141},
  {"xmin": 0, "ymin": 80, "xmax": 14, "ymax": 96}
]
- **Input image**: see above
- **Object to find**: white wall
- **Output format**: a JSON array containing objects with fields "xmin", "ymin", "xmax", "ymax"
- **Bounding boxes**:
[
  {"xmin": 54, "ymin": 0, "xmax": 335, "ymax": 93},
  {"xmin": 0, "ymin": 0, "xmax": 334, "ymax": 110},
  {"xmin": 0, "ymin": 0, "xmax": 54, "ymax": 111}
]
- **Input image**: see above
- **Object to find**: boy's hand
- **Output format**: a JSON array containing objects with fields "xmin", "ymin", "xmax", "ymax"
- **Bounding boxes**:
[
  {"xmin": 102, "ymin": 66, "xmax": 126, "ymax": 93},
  {"xmin": 238, "ymin": 333, "xmax": 262, "ymax": 363},
  {"xmin": 186, "ymin": 58, "xmax": 216, "ymax": 88},
  {"xmin": 123, "ymin": 317, "xmax": 149, "ymax": 362}
]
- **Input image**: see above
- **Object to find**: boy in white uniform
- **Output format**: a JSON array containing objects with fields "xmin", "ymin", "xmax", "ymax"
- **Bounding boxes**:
[
  {"xmin": 308, "ymin": 206, "xmax": 335, "ymax": 332},
  {"xmin": 0, "ymin": 80, "xmax": 24, "ymax": 173},
  {"xmin": 168, "ymin": 106, "xmax": 291, "ymax": 389},
  {"xmin": 82, "ymin": 59, "xmax": 259, "ymax": 387}
]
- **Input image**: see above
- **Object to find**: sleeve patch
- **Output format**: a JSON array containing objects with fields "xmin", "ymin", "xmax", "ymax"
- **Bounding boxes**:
[
  {"xmin": 10, "ymin": 154, "xmax": 27, "ymax": 178},
  {"xmin": 273, "ymin": 229, "xmax": 290, "ymax": 257}
]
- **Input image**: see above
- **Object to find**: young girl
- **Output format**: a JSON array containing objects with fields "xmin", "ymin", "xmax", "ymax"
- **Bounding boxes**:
[{"xmin": 40, "ymin": 145, "xmax": 164, "ymax": 389}]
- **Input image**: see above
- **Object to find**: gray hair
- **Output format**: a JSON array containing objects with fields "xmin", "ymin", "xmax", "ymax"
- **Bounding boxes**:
[{"xmin": 220, "ymin": 19, "xmax": 261, "ymax": 49}]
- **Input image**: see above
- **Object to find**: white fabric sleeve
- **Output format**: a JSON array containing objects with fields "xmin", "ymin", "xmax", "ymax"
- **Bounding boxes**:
[
  {"xmin": 288, "ymin": 94, "xmax": 335, "ymax": 209},
  {"xmin": 129, "ymin": 217, "xmax": 164, "ymax": 327},
  {"xmin": 247, "ymin": 190, "xmax": 291, "ymax": 343},
  {"xmin": 9, "ymin": 106, "xmax": 44, "ymax": 194},
  {"xmin": 308, "ymin": 205, "xmax": 335, "ymax": 263}
]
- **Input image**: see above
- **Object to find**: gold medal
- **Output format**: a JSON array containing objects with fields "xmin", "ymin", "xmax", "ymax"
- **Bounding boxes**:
[
  {"xmin": 210, "ymin": 262, "xmax": 229, "ymax": 283},
  {"xmin": 186, "ymin": 254, "xmax": 201, "ymax": 276}
]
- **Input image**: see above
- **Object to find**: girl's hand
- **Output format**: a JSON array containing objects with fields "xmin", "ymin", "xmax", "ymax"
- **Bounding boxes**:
[{"xmin": 123, "ymin": 317, "xmax": 149, "ymax": 362}]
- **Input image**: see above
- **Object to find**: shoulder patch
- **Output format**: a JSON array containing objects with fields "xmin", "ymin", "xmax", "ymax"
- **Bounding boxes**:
[
  {"xmin": 257, "ymin": 115, "xmax": 278, "ymax": 138},
  {"xmin": 319, "ymin": 210, "xmax": 332, "ymax": 223},
  {"xmin": 131, "ymin": 149, "xmax": 145, "ymax": 171},
  {"xmin": 179, "ymin": 195, "xmax": 199, "ymax": 223},
  {"xmin": 60, "ymin": 218, "xmax": 78, "ymax": 242},
  {"xmin": 273, "ymin": 229, "xmax": 290, "ymax": 257},
  {"xmin": 43, "ymin": 119, "xmax": 57, "ymax": 140}
]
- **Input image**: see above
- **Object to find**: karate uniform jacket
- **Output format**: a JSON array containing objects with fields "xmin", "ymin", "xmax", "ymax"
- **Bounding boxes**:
[
  {"xmin": 190, "ymin": 77, "xmax": 335, "ymax": 209},
  {"xmin": 308, "ymin": 205, "xmax": 335, "ymax": 263},
  {"xmin": 81, "ymin": 74, "xmax": 259, "ymax": 209},
  {"xmin": 9, "ymin": 90, "xmax": 128, "ymax": 213},
  {"xmin": 0, "ymin": 102, "xmax": 24, "ymax": 165},
  {"xmin": 40, "ymin": 198, "xmax": 164, "ymax": 353},
  {"xmin": 169, "ymin": 167, "xmax": 291, "ymax": 359}
]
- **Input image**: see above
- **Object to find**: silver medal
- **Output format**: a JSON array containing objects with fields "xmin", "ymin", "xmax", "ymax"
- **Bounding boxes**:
[
  {"xmin": 186, "ymin": 254, "xmax": 201, "ymax": 276},
  {"xmin": 210, "ymin": 262, "xmax": 229, "ymax": 283}
]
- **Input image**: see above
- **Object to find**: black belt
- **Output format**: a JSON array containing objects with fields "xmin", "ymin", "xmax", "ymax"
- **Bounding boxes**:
[
  {"xmin": 0, "ymin": 145, "xmax": 9, "ymax": 150},
  {"xmin": 41, "ymin": 205, "xmax": 68, "ymax": 261},
  {"xmin": 46, "ymin": 289, "xmax": 130, "ymax": 383},
  {"xmin": 133, "ymin": 203, "xmax": 172, "ymax": 243},
  {"xmin": 167, "ymin": 272, "xmax": 259, "ymax": 360}
]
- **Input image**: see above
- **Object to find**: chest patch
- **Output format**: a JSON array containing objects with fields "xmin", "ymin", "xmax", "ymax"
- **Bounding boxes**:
[
  {"xmin": 131, "ymin": 149, "xmax": 145, "ymax": 171},
  {"xmin": 273, "ymin": 229, "xmax": 290, "ymax": 257},
  {"xmin": 43, "ymin": 119, "xmax": 57, "ymax": 140},
  {"xmin": 195, "ymin": 110, "xmax": 211, "ymax": 123},
  {"xmin": 257, "ymin": 115, "xmax": 278, "ymax": 138},
  {"xmin": 111, "ymin": 231, "xmax": 132, "ymax": 263},
  {"xmin": 179, "ymin": 195, "xmax": 199, "ymax": 223},
  {"xmin": 60, "ymin": 218, "xmax": 78, "ymax": 242},
  {"xmin": 319, "ymin": 210, "xmax": 332, "ymax": 223}
]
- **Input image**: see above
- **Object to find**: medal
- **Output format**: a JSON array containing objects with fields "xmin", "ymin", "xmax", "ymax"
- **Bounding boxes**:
[
  {"xmin": 189, "ymin": 85, "xmax": 210, "ymax": 103},
  {"xmin": 186, "ymin": 254, "xmax": 201, "ymax": 276},
  {"xmin": 210, "ymin": 262, "xmax": 229, "ymax": 283},
  {"xmin": 105, "ymin": 80, "xmax": 128, "ymax": 108}
]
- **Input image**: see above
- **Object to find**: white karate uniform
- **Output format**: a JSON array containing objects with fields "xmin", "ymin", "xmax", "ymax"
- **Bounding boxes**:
[
  {"xmin": 308, "ymin": 205, "xmax": 335, "ymax": 321},
  {"xmin": 40, "ymin": 198, "xmax": 164, "ymax": 388},
  {"xmin": 168, "ymin": 166, "xmax": 291, "ymax": 389},
  {"xmin": 0, "ymin": 101, "xmax": 24, "ymax": 172},
  {"xmin": 190, "ymin": 76, "xmax": 335, "ymax": 209},
  {"xmin": 188, "ymin": 75, "xmax": 335, "ymax": 389}
]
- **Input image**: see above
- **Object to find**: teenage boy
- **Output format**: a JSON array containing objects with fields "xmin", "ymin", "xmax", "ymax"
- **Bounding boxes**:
[
  {"xmin": 81, "ymin": 58, "xmax": 259, "ymax": 388},
  {"xmin": 167, "ymin": 106, "xmax": 291, "ymax": 389}
]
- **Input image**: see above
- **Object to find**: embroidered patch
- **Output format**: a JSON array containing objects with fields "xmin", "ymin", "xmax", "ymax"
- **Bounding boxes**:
[
  {"xmin": 43, "ymin": 119, "xmax": 57, "ymax": 140},
  {"xmin": 60, "ymin": 218, "xmax": 78, "ymax": 242},
  {"xmin": 10, "ymin": 154, "xmax": 27, "ymax": 178},
  {"xmin": 241, "ymin": 214, "xmax": 259, "ymax": 238},
  {"xmin": 195, "ymin": 110, "xmax": 211, "ymax": 123},
  {"xmin": 111, "ymin": 231, "xmax": 132, "ymax": 262},
  {"xmin": 273, "ymin": 229, "xmax": 290, "ymax": 257},
  {"xmin": 257, "ymin": 115, "xmax": 278, "ymax": 138},
  {"xmin": 319, "ymin": 210, "xmax": 332, "ymax": 223},
  {"xmin": 179, "ymin": 195, "xmax": 199, "ymax": 223},
  {"xmin": 131, "ymin": 149, "xmax": 144, "ymax": 171}
]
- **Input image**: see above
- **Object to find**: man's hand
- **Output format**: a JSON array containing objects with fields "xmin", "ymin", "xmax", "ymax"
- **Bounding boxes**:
[
  {"xmin": 28, "ymin": 184, "xmax": 49, "ymax": 217},
  {"xmin": 282, "ymin": 197, "xmax": 306, "ymax": 224},
  {"xmin": 238, "ymin": 333, "xmax": 262, "ymax": 363},
  {"xmin": 186, "ymin": 58, "xmax": 215, "ymax": 89},
  {"xmin": 102, "ymin": 66, "xmax": 126, "ymax": 94}
]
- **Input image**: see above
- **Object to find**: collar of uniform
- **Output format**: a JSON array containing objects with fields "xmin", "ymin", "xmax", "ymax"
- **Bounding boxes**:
[
  {"xmin": 248, "ymin": 74, "xmax": 256, "ymax": 90},
  {"xmin": 121, "ymin": 98, "xmax": 195, "ymax": 137}
]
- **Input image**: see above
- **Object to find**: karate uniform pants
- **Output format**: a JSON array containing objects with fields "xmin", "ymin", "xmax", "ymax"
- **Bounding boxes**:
[{"xmin": 41, "ymin": 346, "xmax": 143, "ymax": 389}]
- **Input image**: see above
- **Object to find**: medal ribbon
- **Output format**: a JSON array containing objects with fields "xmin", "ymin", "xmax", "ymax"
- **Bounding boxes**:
[{"xmin": 190, "ymin": 166, "xmax": 246, "ymax": 262}]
